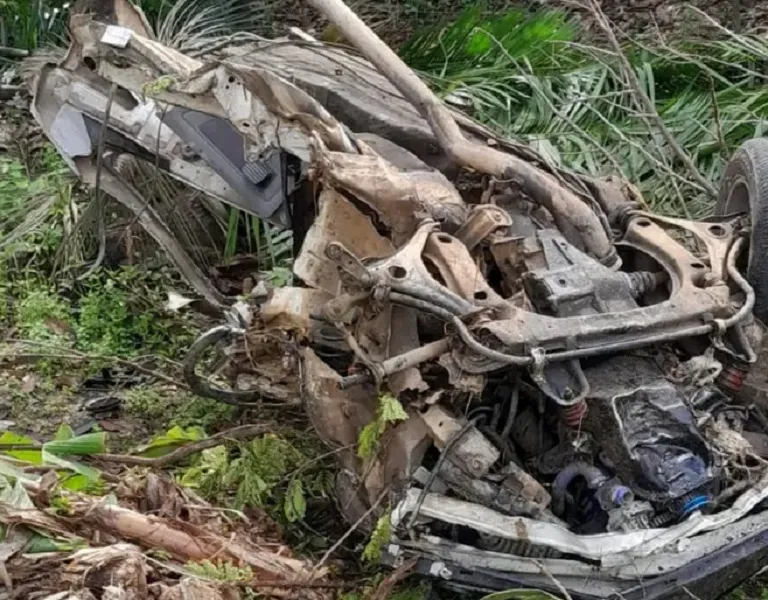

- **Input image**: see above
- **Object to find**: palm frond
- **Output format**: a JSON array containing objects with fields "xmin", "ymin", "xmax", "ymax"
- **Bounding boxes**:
[
  {"xmin": 402, "ymin": 8, "xmax": 768, "ymax": 217},
  {"xmin": 153, "ymin": 0, "xmax": 279, "ymax": 51}
]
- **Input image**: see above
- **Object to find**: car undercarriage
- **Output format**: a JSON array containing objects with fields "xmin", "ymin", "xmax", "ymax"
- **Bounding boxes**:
[{"xmin": 28, "ymin": 1, "xmax": 768, "ymax": 598}]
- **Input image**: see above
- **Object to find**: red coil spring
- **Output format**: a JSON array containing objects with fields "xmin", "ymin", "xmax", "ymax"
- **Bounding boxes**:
[
  {"xmin": 563, "ymin": 400, "xmax": 588, "ymax": 428},
  {"xmin": 718, "ymin": 363, "xmax": 749, "ymax": 393}
]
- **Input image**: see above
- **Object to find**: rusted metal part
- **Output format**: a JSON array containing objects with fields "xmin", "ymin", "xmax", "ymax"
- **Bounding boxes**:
[
  {"xmin": 420, "ymin": 405, "xmax": 500, "ymax": 479},
  {"xmin": 453, "ymin": 216, "xmax": 749, "ymax": 372},
  {"xmin": 453, "ymin": 204, "xmax": 513, "ymax": 251},
  {"xmin": 295, "ymin": 190, "xmax": 393, "ymax": 295},
  {"xmin": 501, "ymin": 462, "xmax": 551, "ymax": 510},
  {"xmin": 34, "ymin": 4, "xmax": 768, "ymax": 589},
  {"xmin": 339, "ymin": 339, "xmax": 450, "ymax": 389}
]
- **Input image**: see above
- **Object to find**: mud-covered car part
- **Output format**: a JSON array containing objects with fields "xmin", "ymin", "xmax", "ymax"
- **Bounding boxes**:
[{"xmin": 29, "ymin": 1, "xmax": 768, "ymax": 599}]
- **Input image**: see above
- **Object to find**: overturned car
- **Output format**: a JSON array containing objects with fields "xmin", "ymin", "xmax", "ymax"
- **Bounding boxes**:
[{"xmin": 30, "ymin": 0, "xmax": 768, "ymax": 598}]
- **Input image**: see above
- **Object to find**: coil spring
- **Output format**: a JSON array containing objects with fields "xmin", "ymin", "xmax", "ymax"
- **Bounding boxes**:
[
  {"xmin": 478, "ymin": 533, "xmax": 560, "ymax": 558},
  {"xmin": 649, "ymin": 511, "xmax": 676, "ymax": 528},
  {"xmin": 615, "ymin": 510, "xmax": 672, "ymax": 531},
  {"xmin": 562, "ymin": 400, "xmax": 588, "ymax": 428},
  {"xmin": 717, "ymin": 361, "xmax": 749, "ymax": 393}
]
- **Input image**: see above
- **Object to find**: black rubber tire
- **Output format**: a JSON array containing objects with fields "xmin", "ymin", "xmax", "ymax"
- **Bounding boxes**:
[
  {"xmin": 182, "ymin": 326, "xmax": 261, "ymax": 406},
  {"xmin": 716, "ymin": 138, "xmax": 768, "ymax": 324}
]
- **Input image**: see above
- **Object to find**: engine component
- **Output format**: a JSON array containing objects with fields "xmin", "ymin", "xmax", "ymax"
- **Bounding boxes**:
[
  {"xmin": 510, "ymin": 407, "xmax": 557, "ymax": 457},
  {"xmin": 477, "ymin": 532, "xmax": 561, "ymax": 558},
  {"xmin": 420, "ymin": 405, "xmax": 500, "ymax": 479},
  {"xmin": 436, "ymin": 460, "xmax": 560, "ymax": 521},
  {"xmin": 606, "ymin": 500, "xmax": 655, "ymax": 532},
  {"xmin": 562, "ymin": 400, "xmax": 589, "ymax": 428},
  {"xmin": 606, "ymin": 500, "xmax": 677, "ymax": 531},
  {"xmin": 583, "ymin": 356, "xmax": 716, "ymax": 504},
  {"xmin": 675, "ymin": 491, "xmax": 714, "ymax": 518},
  {"xmin": 718, "ymin": 359, "xmax": 750, "ymax": 394},
  {"xmin": 522, "ymin": 229, "xmax": 640, "ymax": 318},
  {"xmin": 552, "ymin": 462, "xmax": 633, "ymax": 518},
  {"xmin": 500, "ymin": 461, "xmax": 551, "ymax": 509}
]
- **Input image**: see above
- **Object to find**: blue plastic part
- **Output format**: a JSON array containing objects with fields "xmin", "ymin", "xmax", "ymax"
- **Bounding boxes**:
[{"xmin": 681, "ymin": 495, "xmax": 711, "ymax": 517}]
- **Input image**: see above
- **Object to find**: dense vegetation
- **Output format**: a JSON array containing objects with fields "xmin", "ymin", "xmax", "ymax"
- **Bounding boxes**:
[{"xmin": 2, "ymin": 1, "xmax": 768, "ymax": 598}]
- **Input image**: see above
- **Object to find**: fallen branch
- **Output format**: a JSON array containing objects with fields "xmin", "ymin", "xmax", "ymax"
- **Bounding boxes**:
[
  {"xmin": 96, "ymin": 423, "xmax": 274, "ymax": 468},
  {"xmin": 0, "ymin": 47, "xmax": 29, "ymax": 58},
  {"xmin": 315, "ymin": 487, "xmax": 389, "ymax": 572},
  {"xmin": 21, "ymin": 479, "xmax": 322, "ymax": 583},
  {"xmin": 369, "ymin": 558, "xmax": 418, "ymax": 600},
  {"xmin": 583, "ymin": 0, "xmax": 717, "ymax": 199},
  {"xmin": 4, "ymin": 338, "xmax": 187, "ymax": 389},
  {"xmin": 303, "ymin": 0, "xmax": 614, "ymax": 261},
  {"xmin": 534, "ymin": 559, "xmax": 574, "ymax": 600}
]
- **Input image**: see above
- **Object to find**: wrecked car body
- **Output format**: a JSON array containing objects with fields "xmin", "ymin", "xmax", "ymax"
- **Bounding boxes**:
[{"xmin": 29, "ymin": 0, "xmax": 768, "ymax": 598}]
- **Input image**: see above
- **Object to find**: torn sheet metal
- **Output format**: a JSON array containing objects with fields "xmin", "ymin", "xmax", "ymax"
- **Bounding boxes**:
[
  {"xmin": 392, "ymin": 471, "xmax": 768, "ymax": 565},
  {"xmin": 294, "ymin": 189, "xmax": 394, "ymax": 295},
  {"xmin": 311, "ymin": 138, "xmax": 467, "ymax": 245},
  {"xmin": 260, "ymin": 287, "xmax": 332, "ymax": 335}
]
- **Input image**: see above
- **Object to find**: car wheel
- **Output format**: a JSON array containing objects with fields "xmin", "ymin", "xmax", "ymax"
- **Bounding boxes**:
[{"xmin": 716, "ymin": 138, "xmax": 768, "ymax": 324}]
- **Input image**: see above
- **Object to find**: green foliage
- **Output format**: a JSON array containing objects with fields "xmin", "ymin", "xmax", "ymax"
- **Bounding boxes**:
[
  {"xmin": 1, "ymin": 150, "xmax": 196, "ymax": 367},
  {"xmin": 141, "ymin": 75, "xmax": 178, "ymax": 97},
  {"xmin": 223, "ymin": 209, "xmax": 293, "ymax": 277},
  {"xmin": 358, "ymin": 393, "xmax": 409, "ymax": 459},
  {"xmin": 0, "ymin": 151, "xmax": 72, "ymax": 278},
  {"xmin": 362, "ymin": 510, "xmax": 392, "ymax": 564},
  {"xmin": 0, "ymin": 426, "xmax": 106, "ymax": 488},
  {"xmin": 170, "ymin": 395, "xmax": 234, "ymax": 431},
  {"xmin": 124, "ymin": 386, "xmax": 234, "ymax": 432},
  {"xmin": 401, "ymin": 7, "xmax": 768, "ymax": 216},
  {"xmin": 14, "ymin": 288, "xmax": 72, "ymax": 343},
  {"xmin": 389, "ymin": 584, "xmax": 431, "ymax": 600},
  {"xmin": 137, "ymin": 425, "xmax": 207, "ymax": 458},
  {"xmin": 340, "ymin": 579, "xmax": 429, "ymax": 600},
  {"xmin": 75, "ymin": 266, "xmax": 198, "ymax": 359},
  {"xmin": 0, "ymin": 0, "xmax": 69, "ymax": 51},
  {"xmin": 185, "ymin": 559, "xmax": 253, "ymax": 582},
  {"xmin": 180, "ymin": 432, "xmax": 333, "ymax": 526}
]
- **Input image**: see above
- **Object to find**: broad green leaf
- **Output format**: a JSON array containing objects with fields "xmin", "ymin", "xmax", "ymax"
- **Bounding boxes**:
[
  {"xmin": 53, "ymin": 424, "xmax": 75, "ymax": 441},
  {"xmin": 44, "ymin": 432, "xmax": 106, "ymax": 457},
  {"xmin": 0, "ymin": 432, "xmax": 41, "ymax": 465},
  {"xmin": 0, "ymin": 457, "xmax": 39, "ymax": 484},
  {"xmin": 284, "ymin": 479, "xmax": 306, "ymax": 523},
  {"xmin": 59, "ymin": 473, "xmax": 101, "ymax": 492},
  {"xmin": 41, "ymin": 449, "xmax": 101, "ymax": 483},
  {"xmin": 24, "ymin": 534, "xmax": 85, "ymax": 554},
  {"xmin": 138, "ymin": 426, "xmax": 206, "ymax": 458},
  {"xmin": 0, "ymin": 478, "xmax": 33, "ymax": 509},
  {"xmin": 379, "ymin": 394, "xmax": 408, "ymax": 424}
]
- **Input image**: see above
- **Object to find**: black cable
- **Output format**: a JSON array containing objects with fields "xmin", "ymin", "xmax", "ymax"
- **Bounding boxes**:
[
  {"xmin": 78, "ymin": 81, "xmax": 117, "ymax": 281},
  {"xmin": 501, "ymin": 374, "xmax": 521, "ymax": 440},
  {"xmin": 407, "ymin": 417, "xmax": 479, "ymax": 530}
]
